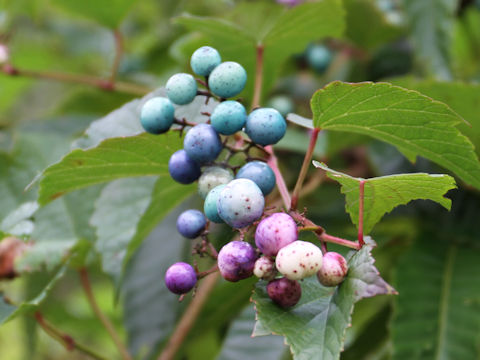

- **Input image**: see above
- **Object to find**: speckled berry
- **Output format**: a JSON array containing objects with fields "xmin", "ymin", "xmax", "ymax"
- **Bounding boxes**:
[
  {"xmin": 190, "ymin": 46, "xmax": 221, "ymax": 76},
  {"xmin": 198, "ymin": 166, "xmax": 233, "ymax": 199},
  {"xmin": 236, "ymin": 161, "xmax": 276, "ymax": 195},
  {"xmin": 276, "ymin": 240, "xmax": 323, "ymax": 280},
  {"xmin": 245, "ymin": 108, "xmax": 287, "ymax": 146},
  {"xmin": 176, "ymin": 209, "xmax": 206, "ymax": 239},
  {"xmin": 166, "ymin": 73, "xmax": 197, "ymax": 105},
  {"xmin": 317, "ymin": 252, "xmax": 348, "ymax": 287},
  {"xmin": 217, "ymin": 241, "xmax": 257, "ymax": 282},
  {"xmin": 168, "ymin": 149, "xmax": 201, "ymax": 184},
  {"xmin": 267, "ymin": 95, "xmax": 294, "ymax": 117},
  {"xmin": 267, "ymin": 277, "xmax": 302, "ymax": 308},
  {"xmin": 183, "ymin": 124, "xmax": 222, "ymax": 164},
  {"xmin": 140, "ymin": 97, "xmax": 175, "ymax": 134},
  {"xmin": 306, "ymin": 44, "xmax": 332, "ymax": 73},
  {"xmin": 203, "ymin": 184, "xmax": 226, "ymax": 223},
  {"xmin": 255, "ymin": 213, "xmax": 297, "ymax": 256},
  {"xmin": 208, "ymin": 62, "xmax": 247, "ymax": 98},
  {"xmin": 165, "ymin": 262, "xmax": 197, "ymax": 294},
  {"xmin": 253, "ymin": 256, "xmax": 277, "ymax": 281},
  {"xmin": 217, "ymin": 179, "xmax": 265, "ymax": 228},
  {"xmin": 210, "ymin": 100, "xmax": 247, "ymax": 135}
]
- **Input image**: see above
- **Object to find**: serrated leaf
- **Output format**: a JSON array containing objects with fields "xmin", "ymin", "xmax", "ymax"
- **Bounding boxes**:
[
  {"xmin": 313, "ymin": 161, "xmax": 456, "ymax": 234},
  {"xmin": 311, "ymin": 81, "xmax": 480, "ymax": 190},
  {"xmin": 391, "ymin": 238, "xmax": 480, "ymax": 360},
  {"xmin": 252, "ymin": 240, "xmax": 395, "ymax": 360}
]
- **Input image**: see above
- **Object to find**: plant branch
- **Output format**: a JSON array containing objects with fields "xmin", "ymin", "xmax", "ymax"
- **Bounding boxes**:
[
  {"xmin": 78, "ymin": 268, "xmax": 132, "ymax": 360},
  {"xmin": 291, "ymin": 128, "xmax": 320, "ymax": 210},
  {"xmin": 358, "ymin": 180, "xmax": 365, "ymax": 247},
  {"xmin": 34, "ymin": 312, "xmax": 107, "ymax": 360},
  {"xmin": 251, "ymin": 44, "xmax": 264, "ymax": 110},
  {"xmin": 321, "ymin": 233, "xmax": 361, "ymax": 250},
  {"xmin": 266, "ymin": 145, "xmax": 291, "ymax": 209},
  {"xmin": 109, "ymin": 29, "xmax": 124, "ymax": 84}
]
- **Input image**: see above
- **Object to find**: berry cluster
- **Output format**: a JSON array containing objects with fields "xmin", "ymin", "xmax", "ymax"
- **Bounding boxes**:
[{"xmin": 139, "ymin": 46, "xmax": 348, "ymax": 308}]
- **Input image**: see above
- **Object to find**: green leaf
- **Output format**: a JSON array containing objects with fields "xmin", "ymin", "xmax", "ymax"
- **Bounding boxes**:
[
  {"xmin": 391, "ymin": 238, "xmax": 480, "ymax": 360},
  {"xmin": 311, "ymin": 81, "xmax": 480, "ymax": 190},
  {"xmin": 252, "ymin": 240, "xmax": 395, "ymax": 360},
  {"xmin": 313, "ymin": 161, "xmax": 456, "ymax": 234},
  {"xmin": 403, "ymin": 0, "xmax": 457, "ymax": 80},
  {"xmin": 0, "ymin": 202, "xmax": 38, "ymax": 237}
]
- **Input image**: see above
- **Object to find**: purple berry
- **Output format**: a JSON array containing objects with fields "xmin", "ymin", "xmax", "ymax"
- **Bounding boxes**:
[
  {"xmin": 165, "ymin": 262, "xmax": 197, "ymax": 294},
  {"xmin": 176, "ymin": 209, "xmax": 206, "ymax": 239},
  {"xmin": 183, "ymin": 124, "xmax": 222, "ymax": 164},
  {"xmin": 267, "ymin": 277, "xmax": 302, "ymax": 308},
  {"xmin": 217, "ymin": 241, "xmax": 257, "ymax": 282},
  {"xmin": 255, "ymin": 213, "xmax": 297, "ymax": 256},
  {"xmin": 168, "ymin": 149, "xmax": 201, "ymax": 184},
  {"xmin": 317, "ymin": 252, "xmax": 348, "ymax": 287}
]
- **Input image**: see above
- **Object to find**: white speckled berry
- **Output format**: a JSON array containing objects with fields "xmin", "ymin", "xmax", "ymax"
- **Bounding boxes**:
[
  {"xmin": 198, "ymin": 166, "xmax": 233, "ymax": 199},
  {"xmin": 276, "ymin": 241, "xmax": 323, "ymax": 280},
  {"xmin": 317, "ymin": 252, "xmax": 348, "ymax": 287},
  {"xmin": 253, "ymin": 256, "xmax": 277, "ymax": 281},
  {"xmin": 190, "ymin": 46, "xmax": 221, "ymax": 76},
  {"xmin": 245, "ymin": 108, "xmax": 287, "ymax": 146},
  {"xmin": 255, "ymin": 213, "xmax": 297, "ymax": 256},
  {"xmin": 166, "ymin": 73, "xmax": 197, "ymax": 105},
  {"xmin": 217, "ymin": 179, "xmax": 265, "ymax": 228},
  {"xmin": 208, "ymin": 61, "xmax": 247, "ymax": 98}
]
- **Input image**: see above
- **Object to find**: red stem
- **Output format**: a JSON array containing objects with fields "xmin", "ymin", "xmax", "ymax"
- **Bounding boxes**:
[
  {"xmin": 266, "ymin": 145, "xmax": 291, "ymax": 209},
  {"xmin": 109, "ymin": 29, "xmax": 124, "ymax": 84},
  {"xmin": 321, "ymin": 233, "xmax": 361, "ymax": 250},
  {"xmin": 358, "ymin": 180, "xmax": 365, "ymax": 247}
]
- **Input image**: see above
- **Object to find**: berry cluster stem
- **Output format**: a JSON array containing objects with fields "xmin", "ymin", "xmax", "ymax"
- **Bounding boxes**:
[
  {"xmin": 109, "ymin": 29, "xmax": 124, "ymax": 84},
  {"xmin": 358, "ymin": 180, "xmax": 365, "ymax": 247}
]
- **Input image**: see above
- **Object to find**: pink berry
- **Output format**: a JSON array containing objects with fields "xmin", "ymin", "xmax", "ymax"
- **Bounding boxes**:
[
  {"xmin": 267, "ymin": 277, "xmax": 301, "ymax": 308},
  {"xmin": 317, "ymin": 252, "xmax": 348, "ymax": 287},
  {"xmin": 255, "ymin": 213, "xmax": 297, "ymax": 256}
]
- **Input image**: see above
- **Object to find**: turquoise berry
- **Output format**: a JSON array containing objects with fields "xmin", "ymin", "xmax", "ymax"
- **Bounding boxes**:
[
  {"xmin": 210, "ymin": 100, "xmax": 247, "ymax": 135},
  {"xmin": 245, "ymin": 108, "xmax": 287, "ymax": 146},
  {"xmin": 198, "ymin": 166, "xmax": 233, "ymax": 199},
  {"xmin": 267, "ymin": 95, "xmax": 294, "ymax": 117},
  {"xmin": 140, "ymin": 97, "xmax": 175, "ymax": 134},
  {"xmin": 166, "ymin": 73, "xmax": 197, "ymax": 105},
  {"xmin": 183, "ymin": 124, "xmax": 223, "ymax": 164},
  {"xmin": 204, "ymin": 184, "xmax": 226, "ymax": 223},
  {"xmin": 208, "ymin": 62, "xmax": 247, "ymax": 98},
  {"xmin": 306, "ymin": 44, "xmax": 332, "ymax": 73},
  {"xmin": 190, "ymin": 46, "xmax": 221, "ymax": 76},
  {"xmin": 217, "ymin": 179, "xmax": 265, "ymax": 228},
  {"xmin": 236, "ymin": 161, "xmax": 276, "ymax": 195}
]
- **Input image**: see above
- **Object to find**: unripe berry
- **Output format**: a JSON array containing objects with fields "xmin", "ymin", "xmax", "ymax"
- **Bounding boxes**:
[
  {"xmin": 255, "ymin": 213, "xmax": 297, "ymax": 256},
  {"xmin": 276, "ymin": 241, "xmax": 323, "ymax": 280},
  {"xmin": 166, "ymin": 73, "xmax": 197, "ymax": 105},
  {"xmin": 183, "ymin": 124, "xmax": 222, "ymax": 164},
  {"xmin": 198, "ymin": 166, "xmax": 233, "ymax": 199},
  {"xmin": 190, "ymin": 46, "xmax": 221, "ymax": 76},
  {"xmin": 208, "ymin": 61, "xmax": 247, "ymax": 98},
  {"xmin": 217, "ymin": 241, "xmax": 256, "ymax": 282},
  {"xmin": 176, "ymin": 209, "xmax": 206, "ymax": 239},
  {"xmin": 140, "ymin": 97, "xmax": 175, "ymax": 134},
  {"xmin": 267, "ymin": 277, "xmax": 302, "ymax": 308},
  {"xmin": 165, "ymin": 262, "xmax": 197, "ymax": 294},
  {"xmin": 317, "ymin": 252, "xmax": 348, "ymax": 287},
  {"xmin": 203, "ymin": 184, "xmax": 226, "ymax": 223},
  {"xmin": 217, "ymin": 179, "xmax": 265, "ymax": 228},
  {"xmin": 210, "ymin": 100, "xmax": 247, "ymax": 135},
  {"xmin": 245, "ymin": 108, "xmax": 287, "ymax": 146},
  {"xmin": 306, "ymin": 44, "xmax": 332, "ymax": 73},
  {"xmin": 236, "ymin": 161, "xmax": 276, "ymax": 195},
  {"xmin": 253, "ymin": 256, "xmax": 276, "ymax": 281},
  {"xmin": 168, "ymin": 149, "xmax": 201, "ymax": 184}
]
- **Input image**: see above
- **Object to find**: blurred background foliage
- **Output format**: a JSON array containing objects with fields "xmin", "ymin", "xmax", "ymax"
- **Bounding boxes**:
[{"xmin": 0, "ymin": 0, "xmax": 479, "ymax": 359}]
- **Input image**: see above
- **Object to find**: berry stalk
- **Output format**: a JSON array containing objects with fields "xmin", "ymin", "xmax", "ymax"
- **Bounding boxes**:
[{"xmin": 358, "ymin": 180, "xmax": 365, "ymax": 247}]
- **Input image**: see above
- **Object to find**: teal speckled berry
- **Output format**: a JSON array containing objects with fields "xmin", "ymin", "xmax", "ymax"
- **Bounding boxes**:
[
  {"xmin": 306, "ymin": 44, "xmax": 332, "ymax": 73},
  {"xmin": 208, "ymin": 62, "xmax": 247, "ymax": 99},
  {"xmin": 140, "ymin": 97, "xmax": 175, "ymax": 134},
  {"xmin": 267, "ymin": 95, "xmax": 294, "ymax": 117},
  {"xmin": 190, "ymin": 46, "xmax": 221, "ymax": 76},
  {"xmin": 198, "ymin": 166, "xmax": 233, "ymax": 199},
  {"xmin": 166, "ymin": 73, "xmax": 197, "ymax": 105},
  {"xmin": 245, "ymin": 108, "xmax": 287, "ymax": 146},
  {"xmin": 203, "ymin": 184, "xmax": 226, "ymax": 223},
  {"xmin": 236, "ymin": 161, "xmax": 276, "ymax": 195},
  {"xmin": 210, "ymin": 100, "xmax": 247, "ymax": 135}
]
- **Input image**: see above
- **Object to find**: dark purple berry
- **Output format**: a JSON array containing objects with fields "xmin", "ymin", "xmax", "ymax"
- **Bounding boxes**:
[
  {"xmin": 176, "ymin": 209, "xmax": 206, "ymax": 239},
  {"xmin": 165, "ymin": 262, "xmax": 197, "ymax": 294},
  {"xmin": 168, "ymin": 149, "xmax": 201, "ymax": 184},
  {"xmin": 217, "ymin": 241, "xmax": 257, "ymax": 282},
  {"xmin": 267, "ymin": 277, "xmax": 302, "ymax": 309}
]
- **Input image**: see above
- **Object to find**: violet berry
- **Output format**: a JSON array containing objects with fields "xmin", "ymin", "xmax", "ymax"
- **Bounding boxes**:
[
  {"xmin": 217, "ymin": 241, "xmax": 257, "ymax": 282},
  {"xmin": 165, "ymin": 262, "xmax": 197, "ymax": 294},
  {"xmin": 255, "ymin": 213, "xmax": 297, "ymax": 256}
]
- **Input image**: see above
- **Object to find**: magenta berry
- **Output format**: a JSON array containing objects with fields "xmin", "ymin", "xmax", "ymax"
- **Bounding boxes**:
[
  {"xmin": 165, "ymin": 262, "xmax": 197, "ymax": 294},
  {"xmin": 267, "ymin": 277, "xmax": 302, "ymax": 309},
  {"xmin": 253, "ymin": 256, "xmax": 276, "ymax": 281},
  {"xmin": 217, "ymin": 241, "xmax": 257, "ymax": 282},
  {"xmin": 317, "ymin": 252, "xmax": 348, "ymax": 287},
  {"xmin": 255, "ymin": 213, "xmax": 297, "ymax": 256}
]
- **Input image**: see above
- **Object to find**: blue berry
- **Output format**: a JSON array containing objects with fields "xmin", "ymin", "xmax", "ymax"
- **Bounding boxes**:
[
  {"xmin": 208, "ymin": 62, "xmax": 247, "ymax": 98},
  {"xmin": 198, "ymin": 166, "xmax": 233, "ymax": 199},
  {"xmin": 217, "ymin": 241, "xmax": 257, "ymax": 282},
  {"xmin": 267, "ymin": 95, "xmax": 294, "ymax": 117},
  {"xmin": 166, "ymin": 73, "xmax": 197, "ymax": 105},
  {"xmin": 140, "ymin": 97, "xmax": 175, "ymax": 134},
  {"xmin": 210, "ymin": 100, "xmax": 247, "ymax": 135},
  {"xmin": 217, "ymin": 179, "xmax": 265, "ymax": 228},
  {"xmin": 190, "ymin": 46, "xmax": 221, "ymax": 76},
  {"xmin": 165, "ymin": 262, "xmax": 197, "ymax": 294},
  {"xmin": 245, "ymin": 108, "xmax": 287, "ymax": 146},
  {"xmin": 176, "ymin": 209, "xmax": 207, "ymax": 238},
  {"xmin": 183, "ymin": 124, "xmax": 222, "ymax": 164},
  {"xmin": 168, "ymin": 149, "xmax": 201, "ymax": 184},
  {"xmin": 306, "ymin": 44, "xmax": 332, "ymax": 73},
  {"xmin": 236, "ymin": 161, "xmax": 276, "ymax": 195},
  {"xmin": 203, "ymin": 184, "xmax": 226, "ymax": 223}
]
